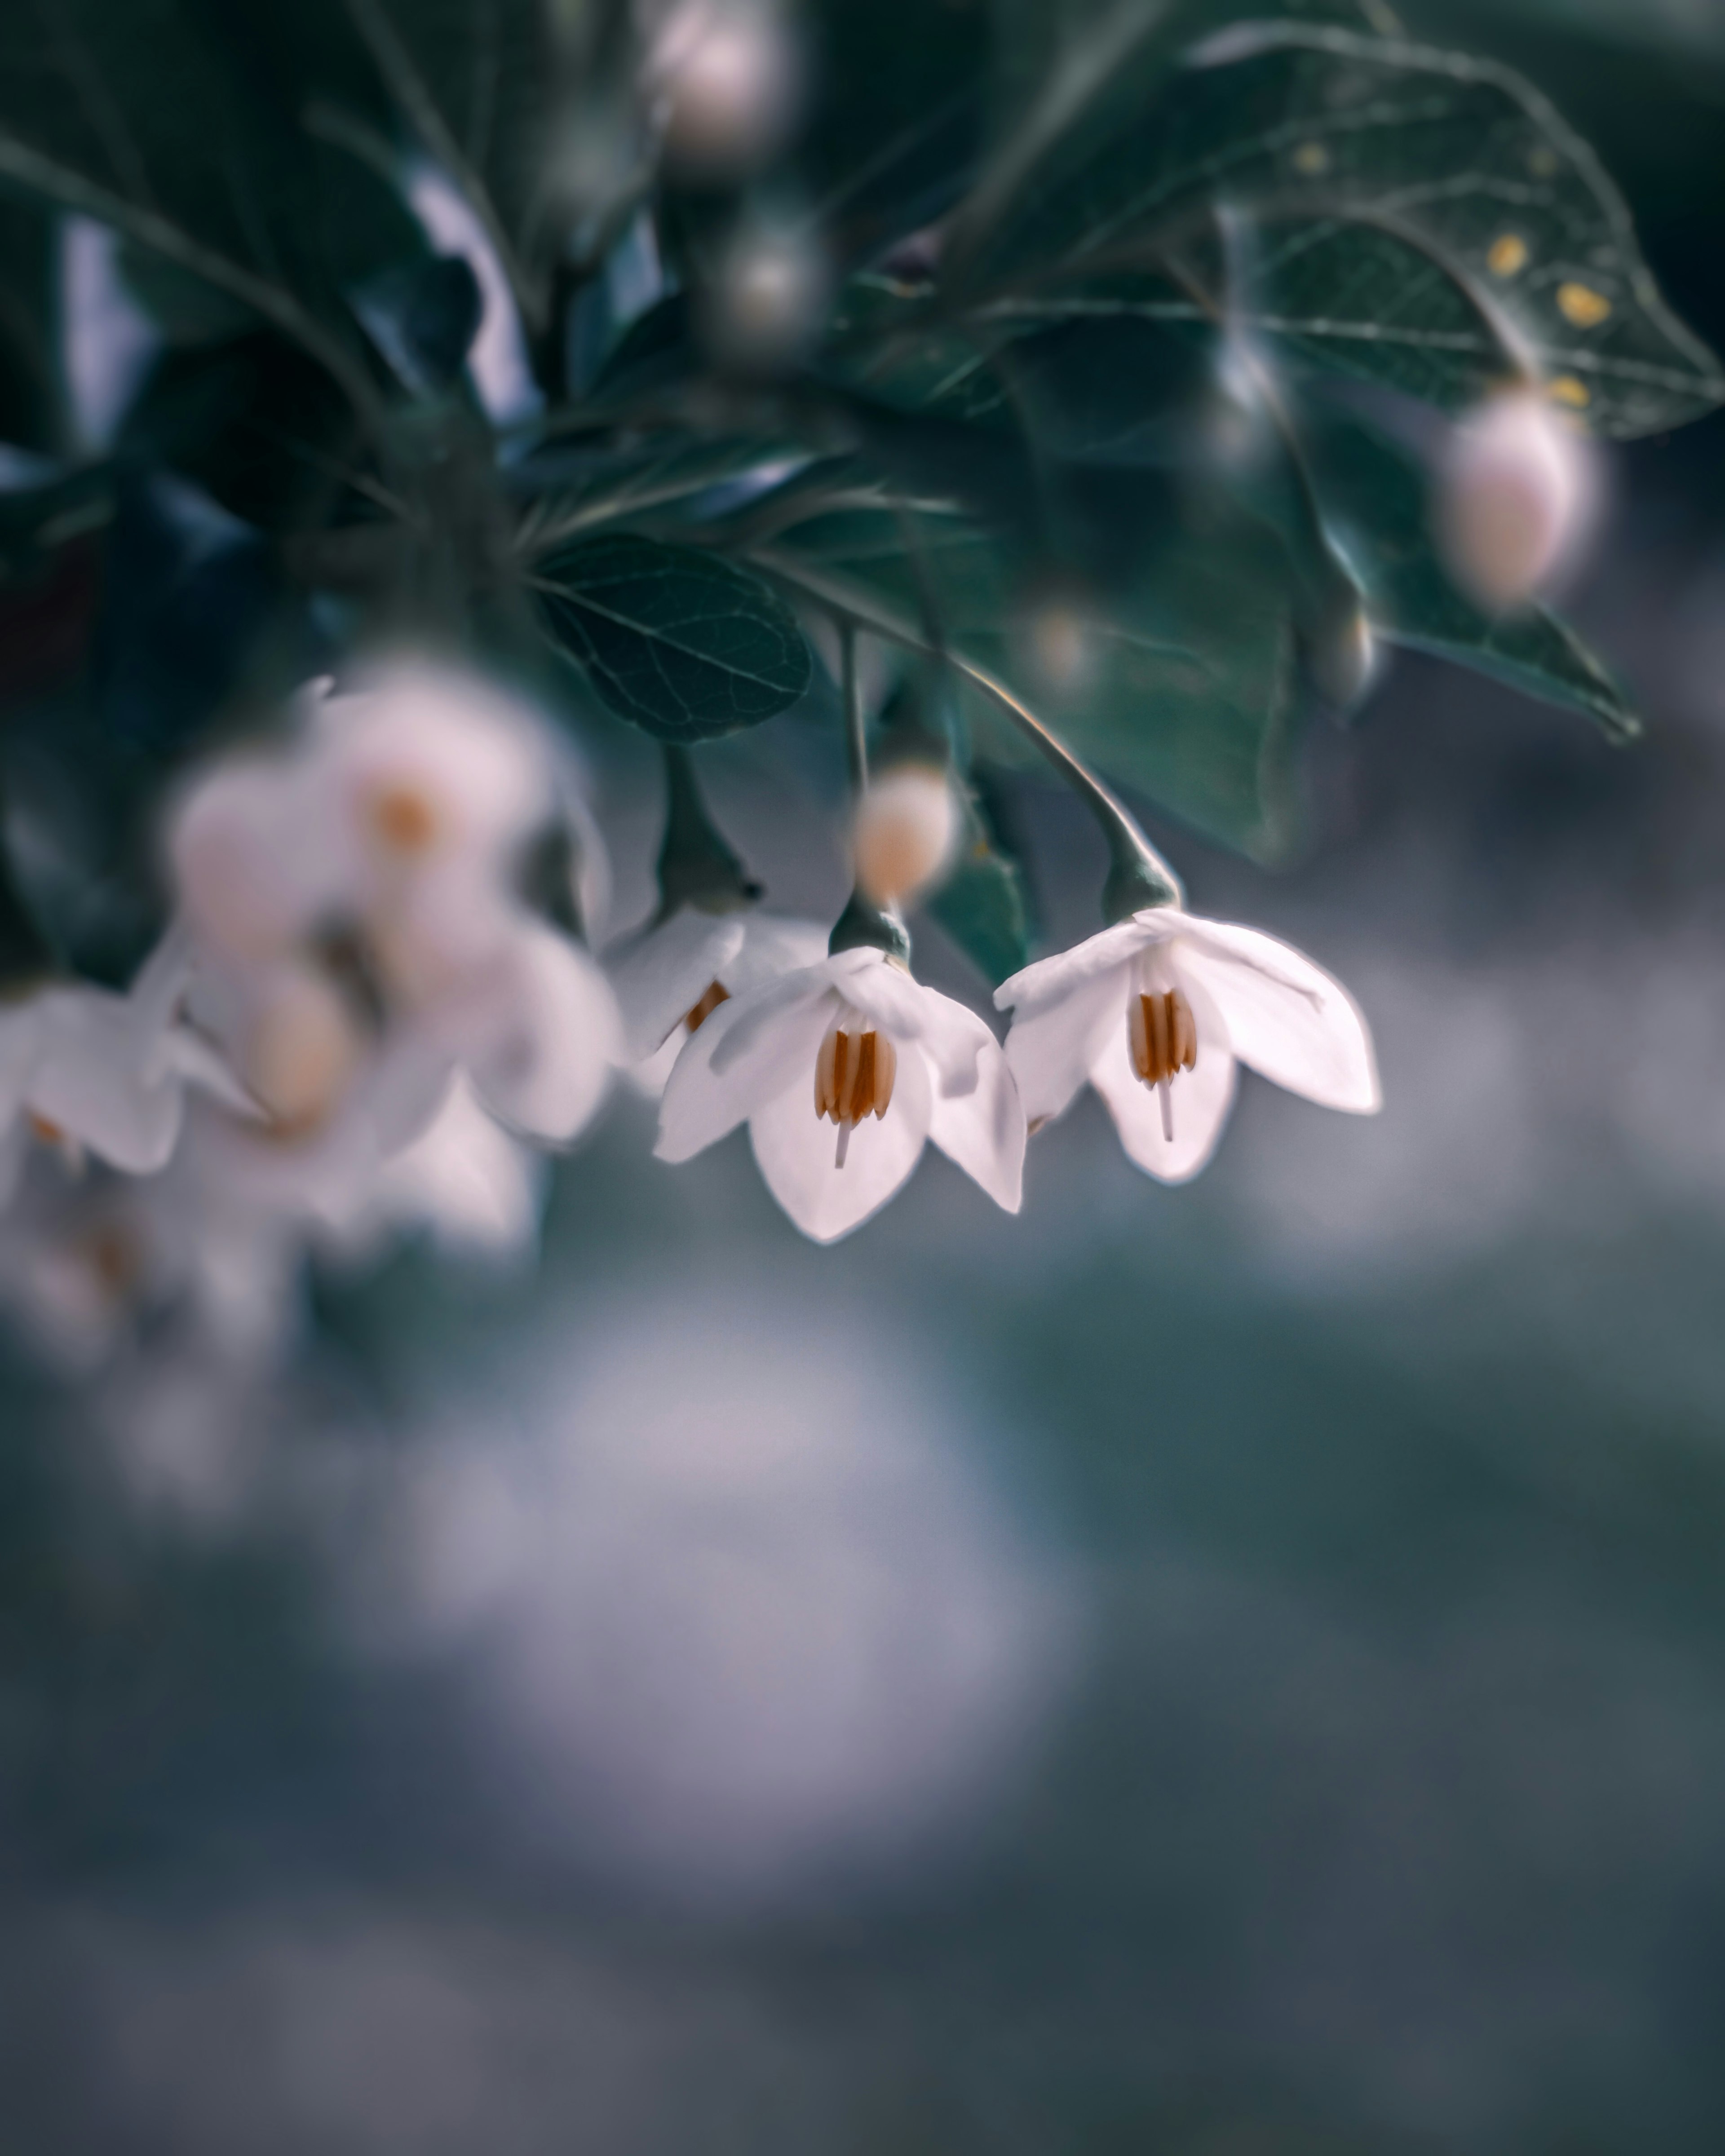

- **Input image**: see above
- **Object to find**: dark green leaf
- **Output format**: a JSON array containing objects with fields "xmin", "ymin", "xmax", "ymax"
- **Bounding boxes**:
[
  {"xmin": 533, "ymin": 534, "xmax": 812, "ymax": 741},
  {"xmin": 1312, "ymin": 412, "xmax": 1638, "ymax": 740},
  {"xmin": 0, "ymin": 0, "xmax": 381, "ymax": 411},
  {"xmin": 953, "ymin": 22, "xmax": 1725, "ymax": 438},
  {"xmin": 793, "ymin": 0, "xmax": 988, "ymax": 267},
  {"xmin": 337, "ymin": 0, "xmax": 562, "ymax": 327},
  {"xmin": 118, "ymin": 331, "xmax": 375, "ymax": 533},
  {"xmin": 0, "ymin": 197, "xmax": 63, "ymax": 454},
  {"xmin": 762, "ymin": 481, "xmax": 1305, "ymax": 860},
  {"xmin": 927, "ymin": 778, "xmax": 1035, "ymax": 984}
]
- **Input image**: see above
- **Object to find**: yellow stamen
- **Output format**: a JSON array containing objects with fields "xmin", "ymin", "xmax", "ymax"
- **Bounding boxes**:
[
  {"xmin": 814, "ymin": 1023, "xmax": 896, "ymax": 1166},
  {"xmin": 1128, "ymin": 989, "xmax": 1198, "ymax": 1088},
  {"xmin": 367, "ymin": 782, "xmax": 441, "ymax": 857},
  {"xmin": 684, "ymin": 979, "xmax": 731, "ymax": 1032}
]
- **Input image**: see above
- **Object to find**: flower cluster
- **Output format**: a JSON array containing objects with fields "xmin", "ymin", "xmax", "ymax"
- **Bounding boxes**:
[{"xmin": 0, "ymin": 651, "xmax": 1383, "ymax": 1371}]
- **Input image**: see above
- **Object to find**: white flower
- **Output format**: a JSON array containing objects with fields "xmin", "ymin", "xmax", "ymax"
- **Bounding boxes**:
[
  {"xmin": 657, "ymin": 943, "xmax": 1025, "ymax": 1242},
  {"xmin": 996, "ymin": 907, "xmax": 1379, "ymax": 1182},
  {"xmin": 318, "ymin": 1073, "xmax": 548, "ymax": 1265},
  {"xmin": 0, "ymin": 930, "xmax": 242, "ymax": 1202},
  {"xmin": 608, "ymin": 905, "xmax": 828, "ymax": 1093}
]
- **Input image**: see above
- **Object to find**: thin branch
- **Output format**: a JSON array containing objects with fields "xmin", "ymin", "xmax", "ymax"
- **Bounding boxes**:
[
  {"xmin": 0, "ymin": 131, "xmax": 387, "ymax": 434},
  {"xmin": 752, "ymin": 544, "xmax": 1181, "ymax": 912}
]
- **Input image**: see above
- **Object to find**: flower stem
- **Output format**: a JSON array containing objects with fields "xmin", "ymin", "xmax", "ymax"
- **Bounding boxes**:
[
  {"xmin": 753, "ymin": 548, "xmax": 1183, "ymax": 921},
  {"xmin": 654, "ymin": 745, "xmax": 763, "ymax": 919}
]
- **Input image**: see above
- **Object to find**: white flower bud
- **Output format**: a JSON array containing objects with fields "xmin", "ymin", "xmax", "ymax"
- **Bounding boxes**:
[
  {"xmin": 241, "ymin": 965, "xmax": 364, "ymax": 1134},
  {"xmin": 852, "ymin": 764, "xmax": 962, "ymax": 908},
  {"xmin": 655, "ymin": 3, "xmax": 801, "ymax": 177},
  {"xmin": 1437, "ymin": 389, "xmax": 1593, "ymax": 610},
  {"xmin": 702, "ymin": 225, "xmax": 827, "ymax": 372}
]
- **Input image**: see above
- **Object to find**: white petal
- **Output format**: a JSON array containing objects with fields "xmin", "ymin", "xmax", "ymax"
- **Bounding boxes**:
[
  {"xmin": 0, "ymin": 1007, "xmax": 40, "ymax": 1129},
  {"xmin": 1003, "ymin": 963, "xmax": 1125, "ymax": 1126},
  {"xmin": 1176, "ymin": 920, "xmax": 1380, "ymax": 1112},
  {"xmin": 350, "ymin": 1074, "xmax": 545, "ymax": 1258},
  {"xmin": 28, "ymin": 991, "xmax": 185, "ymax": 1172},
  {"xmin": 1088, "ymin": 973, "xmax": 1237, "ymax": 1183},
  {"xmin": 126, "ymin": 925, "xmax": 195, "ymax": 1047},
  {"xmin": 656, "ymin": 980, "xmax": 833, "ymax": 1163},
  {"xmin": 832, "ymin": 954, "xmax": 988, "ymax": 1094},
  {"xmin": 928, "ymin": 1033, "xmax": 1026, "ymax": 1211},
  {"xmin": 747, "ymin": 1037, "xmax": 933, "ymax": 1243},
  {"xmin": 460, "ymin": 927, "xmax": 622, "ymax": 1145},
  {"xmin": 994, "ymin": 915, "xmax": 1161, "ymax": 1017},
  {"xmin": 607, "ymin": 908, "xmax": 746, "ymax": 1060},
  {"xmin": 706, "ymin": 960, "xmax": 838, "ymax": 1078},
  {"xmin": 728, "ymin": 913, "xmax": 830, "ymax": 991}
]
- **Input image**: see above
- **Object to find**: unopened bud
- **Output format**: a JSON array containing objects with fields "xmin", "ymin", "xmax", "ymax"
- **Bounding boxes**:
[
  {"xmin": 1437, "ymin": 388, "xmax": 1593, "ymax": 611},
  {"xmin": 852, "ymin": 764, "xmax": 961, "ymax": 908},
  {"xmin": 656, "ymin": 4, "xmax": 801, "ymax": 178},
  {"xmin": 701, "ymin": 225, "xmax": 826, "ymax": 372}
]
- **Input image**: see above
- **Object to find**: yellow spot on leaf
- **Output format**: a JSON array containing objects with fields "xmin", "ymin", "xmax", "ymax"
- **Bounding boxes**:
[
  {"xmin": 1487, "ymin": 234, "xmax": 1528, "ymax": 278},
  {"xmin": 1557, "ymin": 281, "xmax": 1612, "ymax": 328},
  {"xmin": 1292, "ymin": 140, "xmax": 1330, "ymax": 177},
  {"xmin": 1548, "ymin": 374, "xmax": 1591, "ymax": 409}
]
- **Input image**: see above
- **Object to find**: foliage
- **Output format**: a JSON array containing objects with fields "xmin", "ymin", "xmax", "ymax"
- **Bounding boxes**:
[{"xmin": 0, "ymin": 0, "xmax": 1718, "ymax": 977}]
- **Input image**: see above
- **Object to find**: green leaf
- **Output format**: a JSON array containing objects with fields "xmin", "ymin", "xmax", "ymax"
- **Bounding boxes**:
[
  {"xmin": 0, "ymin": 0, "xmax": 386, "ymax": 412},
  {"xmin": 953, "ymin": 21, "xmax": 1725, "ymax": 438},
  {"xmin": 118, "ymin": 331, "xmax": 374, "ymax": 532},
  {"xmin": 0, "ymin": 197, "xmax": 63, "ymax": 454},
  {"xmin": 336, "ymin": 0, "xmax": 562, "ymax": 328},
  {"xmin": 760, "ymin": 482, "xmax": 1305, "ymax": 861},
  {"xmin": 1312, "ymin": 412, "xmax": 1638, "ymax": 740},
  {"xmin": 793, "ymin": 0, "xmax": 988, "ymax": 267},
  {"xmin": 532, "ymin": 534, "xmax": 813, "ymax": 742},
  {"xmin": 927, "ymin": 777, "xmax": 1035, "ymax": 984}
]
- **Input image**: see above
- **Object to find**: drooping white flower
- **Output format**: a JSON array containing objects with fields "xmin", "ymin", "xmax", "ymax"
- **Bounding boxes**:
[
  {"xmin": 996, "ymin": 907, "xmax": 1379, "ymax": 1182},
  {"xmin": 609, "ymin": 906, "xmax": 828, "ymax": 1093},
  {"xmin": 0, "ymin": 930, "xmax": 244, "ymax": 1203},
  {"xmin": 657, "ymin": 942, "xmax": 1025, "ymax": 1242}
]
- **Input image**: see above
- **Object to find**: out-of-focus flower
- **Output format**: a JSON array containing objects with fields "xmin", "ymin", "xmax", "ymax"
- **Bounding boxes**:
[
  {"xmin": 996, "ymin": 908, "xmax": 1378, "ymax": 1183},
  {"xmin": 1436, "ymin": 387, "xmax": 1595, "ymax": 610},
  {"xmin": 321, "ymin": 1073, "xmax": 548, "ymax": 1265},
  {"xmin": 609, "ymin": 906, "xmax": 828, "ymax": 1093},
  {"xmin": 657, "ymin": 943, "xmax": 1024, "ymax": 1241},
  {"xmin": 171, "ymin": 661, "xmax": 622, "ymax": 1159},
  {"xmin": 0, "ymin": 930, "xmax": 244, "ymax": 1203},
  {"xmin": 649, "ymin": 0, "xmax": 803, "ymax": 178},
  {"xmin": 852, "ymin": 764, "xmax": 962, "ymax": 909}
]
